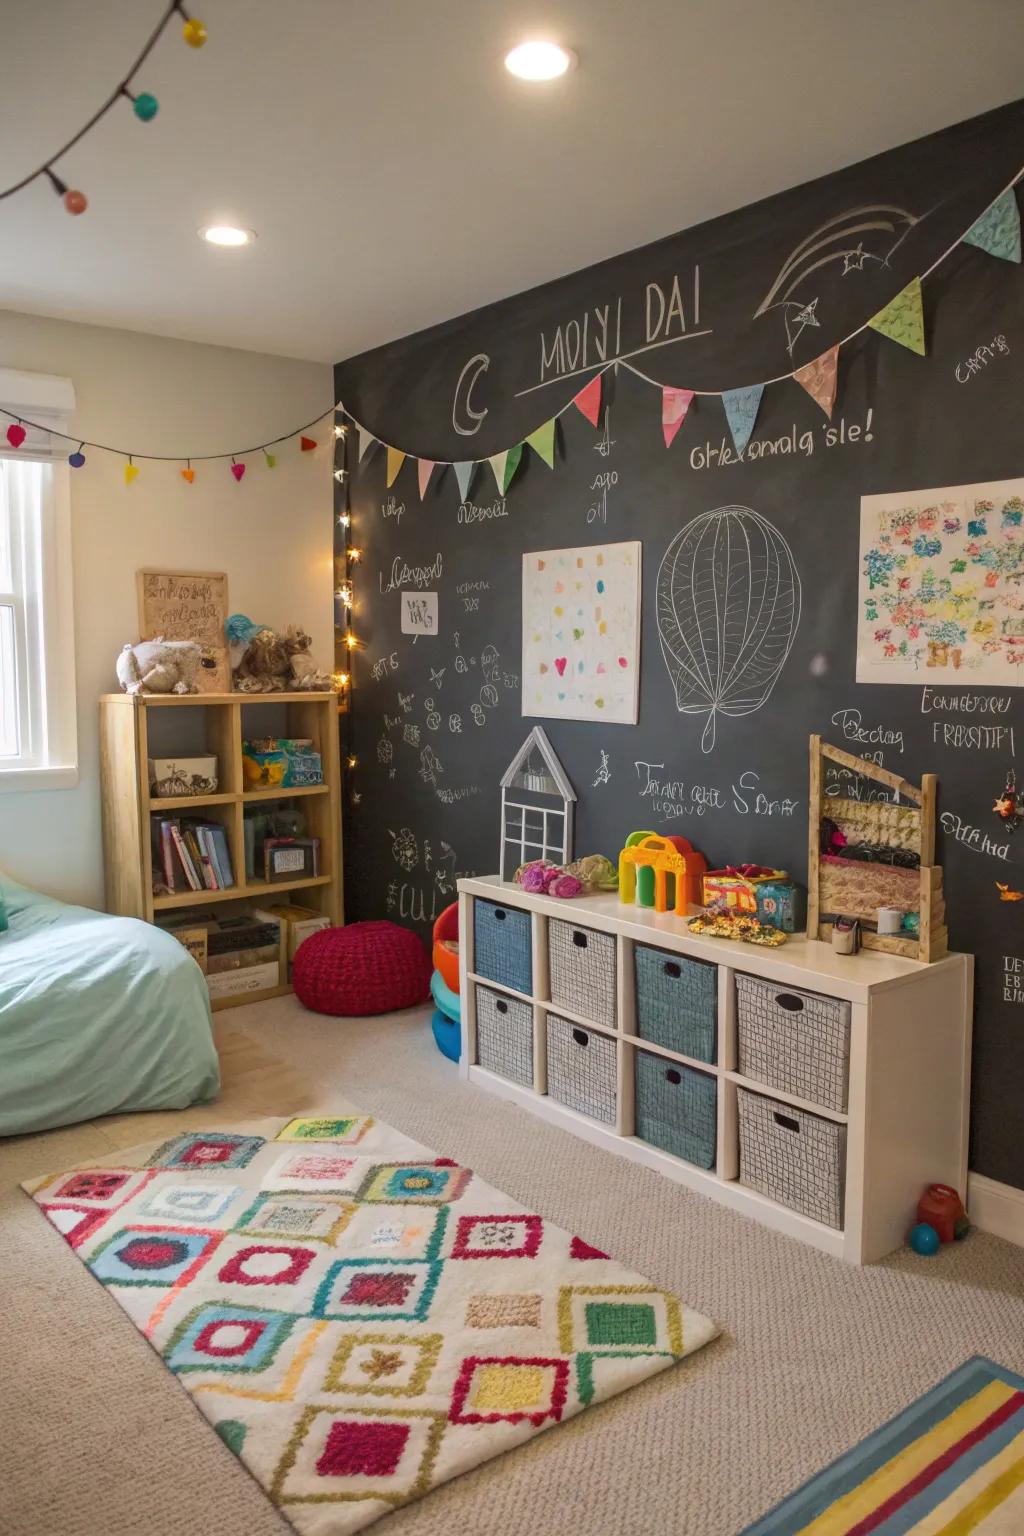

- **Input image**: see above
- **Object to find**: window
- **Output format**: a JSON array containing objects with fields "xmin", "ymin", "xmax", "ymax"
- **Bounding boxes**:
[{"xmin": 0, "ymin": 370, "xmax": 77, "ymax": 791}]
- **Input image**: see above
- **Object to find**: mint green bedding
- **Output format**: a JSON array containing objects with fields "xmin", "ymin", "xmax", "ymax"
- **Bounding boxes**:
[{"xmin": 0, "ymin": 876, "xmax": 220, "ymax": 1136}]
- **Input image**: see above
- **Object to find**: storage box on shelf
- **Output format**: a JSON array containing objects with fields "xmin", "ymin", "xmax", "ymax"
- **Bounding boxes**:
[
  {"xmin": 99, "ymin": 692, "xmax": 342, "ymax": 1011},
  {"xmin": 458, "ymin": 874, "xmax": 973, "ymax": 1264}
]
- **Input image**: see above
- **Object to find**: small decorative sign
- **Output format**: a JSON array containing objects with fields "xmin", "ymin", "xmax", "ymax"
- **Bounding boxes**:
[
  {"xmin": 137, "ymin": 569, "xmax": 230, "ymax": 692},
  {"xmin": 401, "ymin": 591, "xmax": 438, "ymax": 636}
]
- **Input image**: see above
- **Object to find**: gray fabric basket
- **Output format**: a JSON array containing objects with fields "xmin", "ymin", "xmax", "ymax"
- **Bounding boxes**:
[
  {"xmin": 736, "ymin": 973, "xmax": 851, "ymax": 1112},
  {"xmin": 634, "ymin": 945, "xmax": 717, "ymax": 1063},
  {"xmin": 545, "ymin": 1014, "xmax": 617, "ymax": 1124},
  {"xmin": 548, "ymin": 920, "xmax": 616, "ymax": 1028},
  {"xmin": 634, "ymin": 1050, "xmax": 717, "ymax": 1169},
  {"xmin": 473, "ymin": 899, "xmax": 533, "ymax": 995},
  {"xmin": 737, "ymin": 1085, "xmax": 847, "ymax": 1229},
  {"xmin": 475, "ymin": 984, "xmax": 534, "ymax": 1087}
]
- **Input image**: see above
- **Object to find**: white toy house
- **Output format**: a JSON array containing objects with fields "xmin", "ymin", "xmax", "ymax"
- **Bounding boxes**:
[{"xmin": 499, "ymin": 727, "xmax": 576, "ymax": 881}]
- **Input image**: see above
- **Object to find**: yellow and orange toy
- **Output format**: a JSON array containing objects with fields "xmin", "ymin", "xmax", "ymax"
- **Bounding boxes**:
[
  {"xmin": 618, "ymin": 834, "xmax": 707, "ymax": 916},
  {"xmin": 701, "ymin": 864, "xmax": 787, "ymax": 914}
]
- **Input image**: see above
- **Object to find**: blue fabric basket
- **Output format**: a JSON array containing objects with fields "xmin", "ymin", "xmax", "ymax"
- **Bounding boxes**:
[
  {"xmin": 634, "ymin": 944, "xmax": 716, "ymax": 1062},
  {"xmin": 634, "ymin": 1049, "xmax": 717, "ymax": 1169},
  {"xmin": 473, "ymin": 899, "xmax": 532, "ymax": 995}
]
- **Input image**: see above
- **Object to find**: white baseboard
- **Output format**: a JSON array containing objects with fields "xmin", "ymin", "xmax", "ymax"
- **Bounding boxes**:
[{"xmin": 967, "ymin": 1172, "xmax": 1024, "ymax": 1248}]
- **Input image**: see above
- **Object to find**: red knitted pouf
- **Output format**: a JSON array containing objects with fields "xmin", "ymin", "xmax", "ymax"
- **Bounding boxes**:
[{"xmin": 293, "ymin": 921, "xmax": 432, "ymax": 1017}]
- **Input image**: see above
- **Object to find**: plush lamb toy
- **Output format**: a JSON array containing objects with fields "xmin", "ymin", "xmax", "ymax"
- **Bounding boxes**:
[{"xmin": 116, "ymin": 638, "xmax": 202, "ymax": 695}]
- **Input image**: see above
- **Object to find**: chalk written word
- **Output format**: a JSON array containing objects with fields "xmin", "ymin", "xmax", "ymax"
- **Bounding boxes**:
[
  {"xmin": 931, "ymin": 721, "xmax": 1015, "ymax": 754},
  {"xmin": 635, "ymin": 760, "xmax": 726, "ymax": 817},
  {"xmin": 379, "ymin": 553, "xmax": 443, "ymax": 593},
  {"xmin": 921, "ymin": 688, "xmax": 1012, "ymax": 715},
  {"xmin": 831, "ymin": 707, "xmax": 904, "ymax": 753},
  {"xmin": 1003, "ymin": 954, "xmax": 1024, "ymax": 1005},
  {"xmin": 593, "ymin": 750, "xmax": 611, "ymax": 787},
  {"xmin": 381, "ymin": 495, "xmax": 404, "ymax": 524},
  {"xmin": 824, "ymin": 753, "xmax": 897, "ymax": 803},
  {"xmin": 458, "ymin": 498, "xmax": 508, "ymax": 525},
  {"xmin": 401, "ymin": 591, "xmax": 438, "ymax": 635},
  {"xmin": 689, "ymin": 410, "xmax": 874, "ymax": 471},
  {"xmin": 731, "ymin": 770, "xmax": 799, "ymax": 816},
  {"xmin": 370, "ymin": 651, "xmax": 399, "ymax": 682},
  {"xmin": 587, "ymin": 468, "xmax": 618, "ymax": 526},
  {"xmin": 955, "ymin": 333, "xmax": 1009, "ymax": 384},
  {"xmin": 939, "ymin": 811, "xmax": 1009, "ymax": 861},
  {"xmin": 436, "ymin": 784, "xmax": 481, "ymax": 804},
  {"xmin": 538, "ymin": 271, "xmax": 703, "ymax": 387}
]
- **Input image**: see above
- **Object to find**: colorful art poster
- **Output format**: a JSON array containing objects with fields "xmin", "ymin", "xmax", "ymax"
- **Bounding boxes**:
[
  {"xmin": 522, "ymin": 541, "xmax": 641, "ymax": 724},
  {"xmin": 856, "ymin": 477, "xmax": 1024, "ymax": 686}
]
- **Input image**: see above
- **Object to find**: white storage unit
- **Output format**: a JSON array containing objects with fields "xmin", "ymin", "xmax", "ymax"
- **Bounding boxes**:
[{"xmin": 458, "ymin": 874, "xmax": 973, "ymax": 1265}]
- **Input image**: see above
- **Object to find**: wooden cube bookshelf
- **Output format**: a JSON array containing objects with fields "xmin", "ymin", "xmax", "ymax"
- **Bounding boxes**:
[{"xmin": 99, "ymin": 691, "xmax": 343, "ymax": 1009}]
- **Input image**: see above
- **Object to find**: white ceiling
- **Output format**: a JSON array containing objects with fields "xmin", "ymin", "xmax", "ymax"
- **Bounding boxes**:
[{"xmin": 1, "ymin": 0, "xmax": 1021, "ymax": 365}]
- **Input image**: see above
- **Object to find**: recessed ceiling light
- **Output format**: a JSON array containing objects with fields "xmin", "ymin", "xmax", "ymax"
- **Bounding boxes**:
[
  {"xmin": 199, "ymin": 225, "xmax": 255, "ymax": 248},
  {"xmin": 504, "ymin": 41, "xmax": 576, "ymax": 81}
]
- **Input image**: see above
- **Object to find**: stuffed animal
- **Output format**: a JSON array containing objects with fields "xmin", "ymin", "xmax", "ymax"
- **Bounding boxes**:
[{"xmin": 115, "ymin": 638, "xmax": 202, "ymax": 695}]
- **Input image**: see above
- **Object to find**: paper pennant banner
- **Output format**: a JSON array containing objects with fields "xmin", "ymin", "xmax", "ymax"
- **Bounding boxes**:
[
  {"xmin": 386, "ymin": 446, "xmax": 406, "ymax": 487},
  {"xmin": 502, "ymin": 442, "xmax": 522, "ymax": 492},
  {"xmin": 357, "ymin": 424, "xmax": 378, "ymax": 461},
  {"xmin": 526, "ymin": 418, "xmax": 556, "ymax": 468},
  {"xmin": 721, "ymin": 384, "xmax": 764, "ymax": 454},
  {"xmin": 574, "ymin": 374, "xmax": 602, "ymax": 427},
  {"xmin": 662, "ymin": 387, "xmax": 694, "ymax": 448},
  {"xmin": 488, "ymin": 450, "xmax": 508, "ymax": 493},
  {"xmin": 418, "ymin": 459, "xmax": 436, "ymax": 499},
  {"xmin": 867, "ymin": 275, "xmax": 926, "ymax": 356},
  {"xmin": 963, "ymin": 188, "xmax": 1021, "ymax": 264},
  {"xmin": 454, "ymin": 460, "xmax": 477, "ymax": 500},
  {"xmin": 793, "ymin": 346, "xmax": 838, "ymax": 419}
]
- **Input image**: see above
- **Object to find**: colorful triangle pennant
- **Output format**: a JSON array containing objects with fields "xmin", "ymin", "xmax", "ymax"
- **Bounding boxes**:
[
  {"xmin": 526, "ymin": 418, "xmax": 556, "ymax": 468},
  {"xmin": 357, "ymin": 424, "xmax": 378, "ymax": 461},
  {"xmin": 867, "ymin": 276, "xmax": 926, "ymax": 356},
  {"xmin": 454, "ymin": 461, "xmax": 477, "ymax": 501},
  {"xmin": 662, "ymin": 387, "xmax": 694, "ymax": 448},
  {"xmin": 488, "ymin": 450, "xmax": 509, "ymax": 494},
  {"xmin": 300, "ymin": 436, "xmax": 317, "ymax": 452},
  {"xmin": 793, "ymin": 346, "xmax": 839, "ymax": 419},
  {"xmin": 386, "ymin": 446, "xmax": 406, "ymax": 487},
  {"xmin": 124, "ymin": 459, "xmax": 139, "ymax": 485},
  {"xmin": 721, "ymin": 385, "xmax": 764, "ymax": 455},
  {"xmin": 418, "ymin": 459, "xmax": 436, "ymax": 499},
  {"xmin": 963, "ymin": 188, "xmax": 1021, "ymax": 264},
  {"xmin": 573, "ymin": 374, "xmax": 602, "ymax": 427}
]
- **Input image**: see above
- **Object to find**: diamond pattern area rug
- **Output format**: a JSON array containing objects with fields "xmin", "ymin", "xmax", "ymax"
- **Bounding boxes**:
[{"xmin": 24, "ymin": 1114, "xmax": 718, "ymax": 1534}]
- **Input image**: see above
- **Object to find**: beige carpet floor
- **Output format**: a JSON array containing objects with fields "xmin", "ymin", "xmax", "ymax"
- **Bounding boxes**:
[{"xmin": 2, "ymin": 997, "xmax": 1024, "ymax": 1536}]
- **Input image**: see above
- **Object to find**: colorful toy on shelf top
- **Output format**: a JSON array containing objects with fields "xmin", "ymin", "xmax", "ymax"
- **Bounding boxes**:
[
  {"xmin": 702, "ymin": 864, "xmax": 787, "ymax": 915},
  {"xmin": 513, "ymin": 853, "xmax": 618, "ymax": 901},
  {"xmin": 618, "ymin": 833, "xmax": 707, "ymax": 916},
  {"xmin": 808, "ymin": 734, "xmax": 947, "ymax": 962},
  {"xmin": 687, "ymin": 909, "xmax": 788, "ymax": 947}
]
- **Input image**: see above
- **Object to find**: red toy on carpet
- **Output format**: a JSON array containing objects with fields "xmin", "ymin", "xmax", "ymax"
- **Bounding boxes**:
[{"xmin": 293, "ymin": 920, "xmax": 431, "ymax": 1016}]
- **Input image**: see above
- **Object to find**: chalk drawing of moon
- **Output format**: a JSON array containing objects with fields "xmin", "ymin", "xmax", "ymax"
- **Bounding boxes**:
[{"xmin": 452, "ymin": 352, "xmax": 490, "ymax": 437}]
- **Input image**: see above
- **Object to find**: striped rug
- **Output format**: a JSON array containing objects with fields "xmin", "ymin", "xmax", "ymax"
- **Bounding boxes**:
[{"xmin": 744, "ymin": 1356, "xmax": 1024, "ymax": 1535}]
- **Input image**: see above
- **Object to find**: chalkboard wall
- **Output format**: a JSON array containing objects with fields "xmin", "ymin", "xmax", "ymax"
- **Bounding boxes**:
[{"xmin": 336, "ymin": 101, "xmax": 1024, "ymax": 1190}]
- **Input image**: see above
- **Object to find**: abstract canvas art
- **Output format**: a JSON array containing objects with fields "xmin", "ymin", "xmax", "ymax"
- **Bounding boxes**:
[
  {"xmin": 856, "ymin": 476, "xmax": 1024, "ymax": 685},
  {"xmin": 522, "ymin": 541, "xmax": 641, "ymax": 724}
]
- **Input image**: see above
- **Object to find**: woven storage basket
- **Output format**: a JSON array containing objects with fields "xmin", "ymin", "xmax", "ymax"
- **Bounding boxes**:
[
  {"xmin": 474, "ymin": 984, "xmax": 534, "ymax": 1087},
  {"xmin": 634, "ymin": 945, "xmax": 716, "ymax": 1062},
  {"xmin": 737, "ymin": 1086, "xmax": 846, "ymax": 1228},
  {"xmin": 548, "ymin": 920, "xmax": 616, "ymax": 1028},
  {"xmin": 473, "ymin": 900, "xmax": 532, "ymax": 995},
  {"xmin": 736, "ymin": 974, "xmax": 850, "ymax": 1112},
  {"xmin": 634, "ymin": 1049, "xmax": 717, "ymax": 1168},
  {"xmin": 545, "ymin": 1014, "xmax": 617, "ymax": 1123}
]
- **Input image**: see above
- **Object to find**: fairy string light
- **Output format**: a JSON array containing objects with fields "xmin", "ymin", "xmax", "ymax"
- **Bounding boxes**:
[{"xmin": 0, "ymin": 2, "xmax": 207, "ymax": 217}]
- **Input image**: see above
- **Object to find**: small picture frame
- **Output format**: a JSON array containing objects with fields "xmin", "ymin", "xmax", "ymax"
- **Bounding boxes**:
[{"xmin": 264, "ymin": 838, "xmax": 318, "ymax": 883}]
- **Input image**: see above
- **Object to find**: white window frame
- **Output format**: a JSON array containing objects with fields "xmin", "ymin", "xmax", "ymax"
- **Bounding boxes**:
[{"xmin": 0, "ymin": 369, "xmax": 77, "ymax": 792}]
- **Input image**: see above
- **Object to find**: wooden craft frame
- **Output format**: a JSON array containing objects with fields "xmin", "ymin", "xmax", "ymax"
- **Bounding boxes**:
[
  {"xmin": 807, "ymin": 735, "xmax": 947, "ymax": 962},
  {"xmin": 137, "ymin": 568, "xmax": 230, "ymax": 694}
]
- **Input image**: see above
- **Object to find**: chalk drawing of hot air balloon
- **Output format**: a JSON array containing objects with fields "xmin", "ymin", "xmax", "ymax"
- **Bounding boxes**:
[{"xmin": 657, "ymin": 505, "xmax": 802, "ymax": 753}]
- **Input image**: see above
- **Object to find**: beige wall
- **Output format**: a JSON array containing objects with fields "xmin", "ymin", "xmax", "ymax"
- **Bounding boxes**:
[{"xmin": 0, "ymin": 309, "xmax": 333, "ymax": 907}]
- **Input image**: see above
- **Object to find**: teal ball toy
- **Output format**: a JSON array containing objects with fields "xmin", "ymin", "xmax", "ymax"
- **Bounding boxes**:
[
  {"xmin": 909, "ymin": 1222, "xmax": 940, "ymax": 1256},
  {"xmin": 133, "ymin": 93, "xmax": 160, "ymax": 122}
]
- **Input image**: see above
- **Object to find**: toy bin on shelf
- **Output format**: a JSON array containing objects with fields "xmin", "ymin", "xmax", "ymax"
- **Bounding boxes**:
[
  {"xmin": 737, "ymin": 1086, "xmax": 847, "ymax": 1230},
  {"xmin": 474, "ymin": 984, "xmax": 533, "ymax": 1088},
  {"xmin": 548, "ymin": 919, "xmax": 617, "ymax": 1029},
  {"xmin": 634, "ymin": 1050, "xmax": 717, "ymax": 1169},
  {"xmin": 736, "ymin": 973, "xmax": 851, "ymax": 1113},
  {"xmin": 634, "ymin": 944, "xmax": 716, "ymax": 1063},
  {"xmin": 545, "ymin": 1015, "xmax": 617, "ymax": 1124},
  {"xmin": 473, "ymin": 899, "xmax": 532, "ymax": 995}
]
